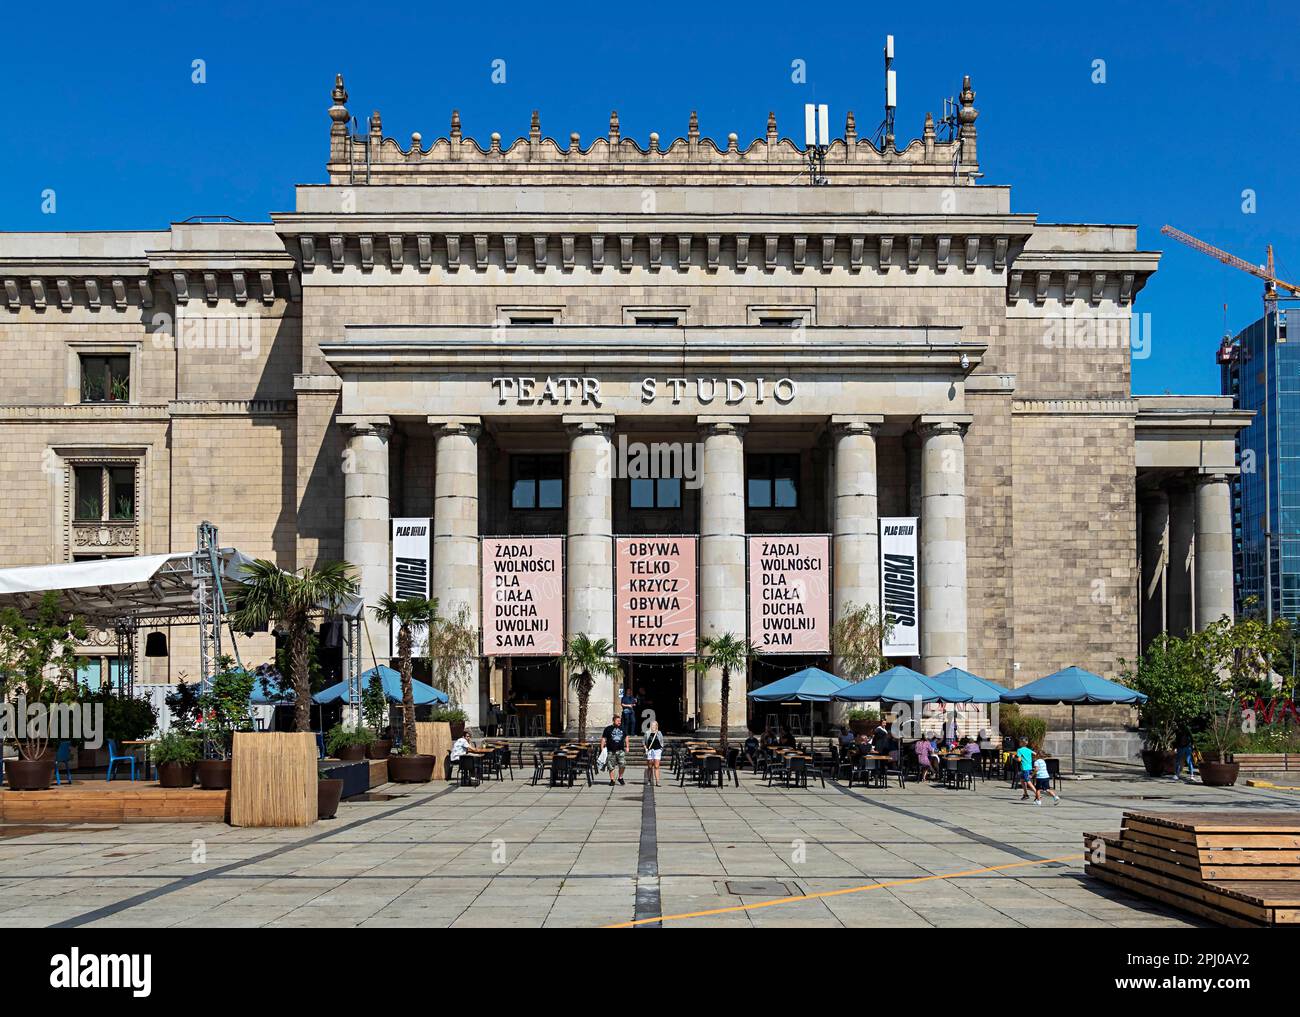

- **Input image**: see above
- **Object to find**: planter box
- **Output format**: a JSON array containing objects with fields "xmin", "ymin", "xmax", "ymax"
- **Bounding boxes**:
[
  {"xmin": 415, "ymin": 722, "xmax": 452, "ymax": 780},
  {"xmin": 230, "ymin": 732, "xmax": 318, "ymax": 828}
]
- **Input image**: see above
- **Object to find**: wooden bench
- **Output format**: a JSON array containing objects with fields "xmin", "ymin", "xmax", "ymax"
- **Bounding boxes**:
[
  {"xmin": 1084, "ymin": 811, "xmax": 1300, "ymax": 927},
  {"xmin": 1233, "ymin": 754, "xmax": 1299, "ymax": 773}
]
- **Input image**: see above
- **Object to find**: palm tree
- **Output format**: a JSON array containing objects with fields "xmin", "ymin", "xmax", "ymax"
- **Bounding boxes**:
[
  {"xmin": 688, "ymin": 633, "xmax": 753, "ymax": 749},
  {"xmin": 231, "ymin": 560, "xmax": 358, "ymax": 733},
  {"xmin": 372, "ymin": 595, "xmax": 437, "ymax": 753},
  {"xmin": 563, "ymin": 634, "xmax": 622, "ymax": 743}
]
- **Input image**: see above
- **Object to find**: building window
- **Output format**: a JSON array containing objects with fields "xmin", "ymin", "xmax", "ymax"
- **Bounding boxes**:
[
  {"xmin": 758, "ymin": 316, "xmax": 801, "ymax": 327},
  {"xmin": 79, "ymin": 354, "xmax": 131, "ymax": 403},
  {"xmin": 746, "ymin": 453, "xmax": 800, "ymax": 509},
  {"xmin": 630, "ymin": 477, "xmax": 682, "ymax": 509},
  {"xmin": 511, "ymin": 455, "xmax": 564, "ymax": 510},
  {"xmin": 634, "ymin": 315, "xmax": 682, "ymax": 327},
  {"xmin": 75, "ymin": 465, "xmax": 135, "ymax": 521},
  {"xmin": 508, "ymin": 315, "xmax": 555, "ymax": 324}
]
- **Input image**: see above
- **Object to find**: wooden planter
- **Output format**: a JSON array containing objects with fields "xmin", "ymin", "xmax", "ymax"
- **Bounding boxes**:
[
  {"xmin": 317, "ymin": 778, "xmax": 345, "ymax": 819},
  {"xmin": 5, "ymin": 759, "xmax": 54, "ymax": 791},
  {"xmin": 334, "ymin": 745, "xmax": 366, "ymax": 762},
  {"xmin": 415, "ymin": 722, "xmax": 452, "ymax": 780},
  {"xmin": 387, "ymin": 755, "xmax": 436, "ymax": 782},
  {"xmin": 1200, "ymin": 761, "xmax": 1240, "ymax": 787},
  {"xmin": 157, "ymin": 762, "xmax": 196, "ymax": 788},
  {"xmin": 197, "ymin": 759, "xmax": 232, "ymax": 790},
  {"xmin": 230, "ymin": 732, "xmax": 318, "ymax": 828},
  {"xmin": 366, "ymin": 740, "xmax": 392, "ymax": 760}
]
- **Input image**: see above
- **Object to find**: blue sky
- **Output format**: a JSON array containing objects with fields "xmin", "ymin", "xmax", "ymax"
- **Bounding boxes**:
[{"xmin": 3, "ymin": 0, "xmax": 1297, "ymax": 395}]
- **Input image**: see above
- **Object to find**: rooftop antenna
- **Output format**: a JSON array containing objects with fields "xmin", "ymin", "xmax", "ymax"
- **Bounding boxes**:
[
  {"xmin": 804, "ymin": 102, "xmax": 829, "ymax": 185},
  {"xmin": 874, "ymin": 35, "xmax": 897, "ymax": 151}
]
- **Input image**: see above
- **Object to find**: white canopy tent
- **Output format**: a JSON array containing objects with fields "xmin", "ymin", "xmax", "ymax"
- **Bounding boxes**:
[{"xmin": 0, "ymin": 523, "xmax": 365, "ymax": 713}]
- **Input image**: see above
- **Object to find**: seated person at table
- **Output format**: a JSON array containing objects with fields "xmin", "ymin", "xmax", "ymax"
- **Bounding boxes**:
[
  {"xmin": 762, "ymin": 729, "xmax": 779, "ymax": 749},
  {"xmin": 743, "ymin": 733, "xmax": 761, "ymax": 770},
  {"xmin": 778, "ymin": 727, "xmax": 796, "ymax": 748},
  {"xmin": 961, "ymin": 736, "xmax": 982, "ymax": 758},
  {"xmin": 450, "ymin": 731, "xmax": 474, "ymax": 762},
  {"xmin": 838, "ymin": 728, "xmax": 856, "ymax": 748},
  {"xmin": 914, "ymin": 735, "xmax": 935, "ymax": 781}
]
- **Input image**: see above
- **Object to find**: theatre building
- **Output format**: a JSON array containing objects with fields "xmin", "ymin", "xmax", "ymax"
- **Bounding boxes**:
[{"xmin": 0, "ymin": 74, "xmax": 1247, "ymax": 747}]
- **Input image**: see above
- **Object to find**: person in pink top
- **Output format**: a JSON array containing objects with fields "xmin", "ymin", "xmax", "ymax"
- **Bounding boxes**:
[{"xmin": 913, "ymin": 736, "xmax": 934, "ymax": 782}]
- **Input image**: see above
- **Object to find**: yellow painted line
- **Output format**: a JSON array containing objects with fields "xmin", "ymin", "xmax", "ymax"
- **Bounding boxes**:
[
  {"xmin": 605, "ymin": 852, "xmax": 1084, "ymax": 927},
  {"xmin": 1246, "ymin": 779, "xmax": 1300, "ymax": 791}
]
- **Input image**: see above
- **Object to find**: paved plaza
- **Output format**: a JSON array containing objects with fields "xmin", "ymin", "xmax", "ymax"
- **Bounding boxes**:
[{"xmin": 1, "ymin": 768, "xmax": 1297, "ymax": 929}]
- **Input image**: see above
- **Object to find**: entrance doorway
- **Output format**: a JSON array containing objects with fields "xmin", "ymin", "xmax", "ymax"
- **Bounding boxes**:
[
  {"xmin": 746, "ymin": 654, "xmax": 834, "ymax": 736},
  {"xmin": 503, "ymin": 656, "xmax": 563, "ymax": 736},
  {"xmin": 623, "ymin": 657, "xmax": 686, "ymax": 733}
]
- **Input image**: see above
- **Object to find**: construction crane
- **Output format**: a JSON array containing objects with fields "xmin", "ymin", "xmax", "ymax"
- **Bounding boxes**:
[{"xmin": 1161, "ymin": 224, "xmax": 1298, "ymax": 362}]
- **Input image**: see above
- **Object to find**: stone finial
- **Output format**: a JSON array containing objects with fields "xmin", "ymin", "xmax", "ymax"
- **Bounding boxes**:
[
  {"xmin": 569, "ymin": 131, "xmax": 580, "ymax": 153},
  {"xmin": 958, "ymin": 75, "xmax": 978, "ymax": 164},
  {"xmin": 923, "ymin": 111, "xmax": 935, "ymax": 139},
  {"xmin": 369, "ymin": 110, "xmax": 382, "ymax": 137},
  {"xmin": 410, "ymin": 132, "xmax": 422, "ymax": 151},
  {"xmin": 648, "ymin": 131, "xmax": 660, "ymax": 153},
  {"xmin": 845, "ymin": 110, "xmax": 856, "ymax": 142},
  {"xmin": 450, "ymin": 110, "xmax": 462, "ymax": 141},
  {"xmin": 490, "ymin": 131, "xmax": 502, "ymax": 153},
  {"xmin": 688, "ymin": 111, "xmax": 699, "ymax": 139},
  {"xmin": 608, "ymin": 110, "xmax": 620, "ymax": 144},
  {"xmin": 727, "ymin": 132, "xmax": 738, "ymax": 152},
  {"xmin": 530, "ymin": 110, "xmax": 541, "ymax": 141},
  {"xmin": 328, "ymin": 74, "xmax": 350, "ymax": 133},
  {"xmin": 767, "ymin": 111, "xmax": 777, "ymax": 139}
]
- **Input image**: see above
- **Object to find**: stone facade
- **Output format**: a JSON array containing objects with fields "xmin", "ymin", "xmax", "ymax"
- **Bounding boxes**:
[{"xmin": 0, "ymin": 75, "xmax": 1248, "ymax": 744}]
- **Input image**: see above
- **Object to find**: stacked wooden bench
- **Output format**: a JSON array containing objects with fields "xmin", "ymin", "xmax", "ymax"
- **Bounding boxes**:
[{"xmin": 1084, "ymin": 811, "xmax": 1300, "ymax": 927}]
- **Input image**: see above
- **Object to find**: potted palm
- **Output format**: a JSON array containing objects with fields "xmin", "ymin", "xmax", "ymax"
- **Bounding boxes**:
[
  {"xmin": 230, "ymin": 559, "xmax": 359, "ymax": 733},
  {"xmin": 563, "ymin": 634, "xmax": 622, "ymax": 742},
  {"xmin": 688, "ymin": 633, "xmax": 754, "ymax": 749},
  {"xmin": 373, "ymin": 594, "xmax": 437, "ymax": 782},
  {"xmin": 154, "ymin": 731, "xmax": 200, "ymax": 787},
  {"xmin": 0, "ymin": 593, "xmax": 86, "ymax": 790}
]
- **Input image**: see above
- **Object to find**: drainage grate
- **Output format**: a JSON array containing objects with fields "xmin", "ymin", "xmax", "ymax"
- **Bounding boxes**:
[{"xmin": 724, "ymin": 879, "xmax": 797, "ymax": 898}]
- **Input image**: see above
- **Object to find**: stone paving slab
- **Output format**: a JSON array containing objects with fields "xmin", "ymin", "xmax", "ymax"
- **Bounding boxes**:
[{"xmin": 0, "ymin": 768, "xmax": 1296, "ymax": 927}]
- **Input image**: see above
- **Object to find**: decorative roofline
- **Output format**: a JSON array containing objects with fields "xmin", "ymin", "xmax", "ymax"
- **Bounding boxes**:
[{"xmin": 323, "ymin": 74, "xmax": 981, "ymax": 187}]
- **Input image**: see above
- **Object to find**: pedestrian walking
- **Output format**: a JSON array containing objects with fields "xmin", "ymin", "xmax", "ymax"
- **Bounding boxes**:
[
  {"xmin": 1030, "ymin": 750, "xmax": 1060, "ymax": 805},
  {"xmin": 600, "ymin": 713, "xmax": 629, "ymax": 787},
  {"xmin": 644, "ymin": 720, "xmax": 664, "ymax": 786},
  {"xmin": 1016, "ymin": 737, "xmax": 1035, "ymax": 800}
]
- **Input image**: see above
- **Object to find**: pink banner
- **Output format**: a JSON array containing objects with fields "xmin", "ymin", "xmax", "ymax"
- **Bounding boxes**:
[
  {"xmin": 481, "ymin": 537, "xmax": 564, "ymax": 656},
  {"xmin": 748, "ymin": 535, "xmax": 831, "ymax": 653},
  {"xmin": 616, "ymin": 537, "xmax": 697, "ymax": 654}
]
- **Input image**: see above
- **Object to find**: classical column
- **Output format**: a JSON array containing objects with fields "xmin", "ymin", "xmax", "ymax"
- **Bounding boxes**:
[
  {"xmin": 564, "ymin": 416, "xmax": 615, "ymax": 732},
  {"xmin": 1167, "ymin": 479, "xmax": 1195, "ymax": 637},
  {"xmin": 918, "ymin": 416, "xmax": 969, "ymax": 673},
  {"xmin": 831, "ymin": 415, "xmax": 884, "ymax": 621},
  {"xmin": 1139, "ymin": 487, "xmax": 1169, "ymax": 649},
  {"xmin": 698, "ymin": 416, "xmax": 749, "ymax": 733},
  {"xmin": 1194, "ymin": 472, "xmax": 1234, "ymax": 630},
  {"xmin": 430, "ymin": 417, "xmax": 482, "ymax": 730},
  {"xmin": 341, "ymin": 417, "xmax": 391, "ymax": 615}
]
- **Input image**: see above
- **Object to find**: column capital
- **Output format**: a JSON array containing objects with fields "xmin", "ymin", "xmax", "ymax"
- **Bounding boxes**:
[
  {"xmin": 337, "ymin": 415, "xmax": 391, "ymax": 439},
  {"xmin": 829, "ymin": 414, "xmax": 884, "ymax": 438},
  {"xmin": 1195, "ymin": 469, "xmax": 1236, "ymax": 485},
  {"xmin": 698, "ymin": 414, "xmax": 749, "ymax": 440},
  {"xmin": 915, "ymin": 413, "xmax": 972, "ymax": 440},
  {"xmin": 428, "ymin": 415, "xmax": 482, "ymax": 440},
  {"xmin": 562, "ymin": 414, "xmax": 615, "ymax": 439}
]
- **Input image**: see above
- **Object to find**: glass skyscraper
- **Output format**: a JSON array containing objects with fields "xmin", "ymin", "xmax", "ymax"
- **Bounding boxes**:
[{"xmin": 1222, "ymin": 309, "xmax": 1300, "ymax": 620}]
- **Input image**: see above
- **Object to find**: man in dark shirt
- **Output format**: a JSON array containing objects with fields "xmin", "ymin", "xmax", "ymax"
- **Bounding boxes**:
[{"xmin": 600, "ymin": 714, "xmax": 629, "ymax": 786}]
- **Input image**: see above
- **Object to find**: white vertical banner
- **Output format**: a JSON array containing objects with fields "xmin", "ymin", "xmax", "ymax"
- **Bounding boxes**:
[
  {"xmin": 391, "ymin": 518, "xmax": 431, "ymax": 657},
  {"xmin": 879, "ymin": 517, "xmax": 919, "ymax": 657}
]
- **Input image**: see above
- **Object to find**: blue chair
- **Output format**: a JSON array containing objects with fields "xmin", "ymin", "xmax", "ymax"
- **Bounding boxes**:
[
  {"xmin": 106, "ymin": 739, "xmax": 136, "ymax": 782},
  {"xmin": 54, "ymin": 740, "xmax": 73, "ymax": 785}
]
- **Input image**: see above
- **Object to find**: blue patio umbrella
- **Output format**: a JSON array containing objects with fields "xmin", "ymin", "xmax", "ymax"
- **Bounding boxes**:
[
  {"xmin": 832, "ymin": 666, "xmax": 973, "ymax": 752},
  {"xmin": 1001, "ymin": 666, "xmax": 1147, "ymax": 773},
  {"xmin": 313, "ymin": 665, "xmax": 449, "ymax": 706},
  {"xmin": 749, "ymin": 667, "xmax": 850, "ymax": 745},
  {"xmin": 929, "ymin": 667, "xmax": 1008, "ymax": 743}
]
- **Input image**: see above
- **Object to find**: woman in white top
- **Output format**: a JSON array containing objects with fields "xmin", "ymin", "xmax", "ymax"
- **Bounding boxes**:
[{"xmin": 643, "ymin": 721, "xmax": 665, "ymax": 787}]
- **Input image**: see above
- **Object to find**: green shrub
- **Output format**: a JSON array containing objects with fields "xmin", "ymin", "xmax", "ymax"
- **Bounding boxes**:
[
  {"xmin": 153, "ymin": 730, "xmax": 201, "ymax": 766},
  {"xmin": 846, "ymin": 708, "xmax": 881, "ymax": 725},
  {"xmin": 325, "ymin": 723, "xmax": 374, "ymax": 755},
  {"xmin": 428, "ymin": 707, "xmax": 467, "ymax": 723},
  {"xmin": 999, "ymin": 705, "xmax": 1047, "ymax": 749}
]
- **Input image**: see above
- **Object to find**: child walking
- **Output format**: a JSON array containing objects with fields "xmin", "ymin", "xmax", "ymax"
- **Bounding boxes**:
[{"xmin": 1030, "ymin": 750, "xmax": 1061, "ymax": 805}]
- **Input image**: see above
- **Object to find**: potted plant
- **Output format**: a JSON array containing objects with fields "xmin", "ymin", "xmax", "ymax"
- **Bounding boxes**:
[
  {"xmin": 372, "ymin": 595, "xmax": 438, "ymax": 760},
  {"xmin": 429, "ymin": 706, "xmax": 469, "ymax": 741},
  {"xmin": 1190, "ymin": 605, "xmax": 1290, "ymax": 787},
  {"xmin": 153, "ymin": 731, "xmax": 200, "ymax": 787},
  {"xmin": 318, "ymin": 766, "xmax": 345, "ymax": 819},
  {"xmin": 562, "ymin": 634, "xmax": 622, "ymax": 743},
  {"xmin": 230, "ymin": 559, "xmax": 358, "ymax": 733},
  {"xmin": 0, "ymin": 593, "xmax": 86, "ymax": 790},
  {"xmin": 325, "ymin": 722, "xmax": 372, "ymax": 761},
  {"xmin": 687, "ymin": 634, "xmax": 754, "ymax": 749},
  {"xmin": 426, "ymin": 604, "xmax": 478, "ymax": 731},
  {"xmin": 1118, "ymin": 634, "xmax": 1203, "ymax": 777},
  {"xmin": 387, "ymin": 741, "xmax": 436, "ymax": 782},
  {"xmin": 196, "ymin": 657, "xmax": 254, "ymax": 789},
  {"xmin": 361, "ymin": 671, "xmax": 391, "ymax": 758},
  {"xmin": 844, "ymin": 708, "xmax": 880, "ymax": 738}
]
